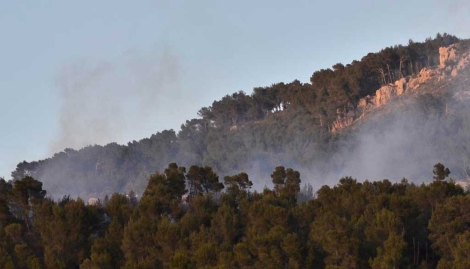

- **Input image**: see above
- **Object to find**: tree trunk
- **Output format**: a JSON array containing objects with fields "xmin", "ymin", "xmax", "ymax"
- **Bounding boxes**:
[{"xmin": 386, "ymin": 64, "xmax": 393, "ymax": 83}]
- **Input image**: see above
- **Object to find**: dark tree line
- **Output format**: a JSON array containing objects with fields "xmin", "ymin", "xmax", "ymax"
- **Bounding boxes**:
[{"xmin": 1, "ymin": 163, "xmax": 470, "ymax": 268}]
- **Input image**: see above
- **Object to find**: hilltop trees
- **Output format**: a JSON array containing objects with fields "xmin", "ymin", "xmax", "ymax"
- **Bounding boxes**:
[
  {"xmin": 428, "ymin": 195, "xmax": 470, "ymax": 268},
  {"xmin": 9, "ymin": 176, "xmax": 46, "ymax": 233},
  {"xmin": 271, "ymin": 166, "xmax": 301, "ymax": 201},
  {"xmin": 186, "ymin": 165, "xmax": 224, "ymax": 197},
  {"xmin": 1, "ymin": 162, "xmax": 470, "ymax": 267},
  {"xmin": 35, "ymin": 198, "xmax": 97, "ymax": 269}
]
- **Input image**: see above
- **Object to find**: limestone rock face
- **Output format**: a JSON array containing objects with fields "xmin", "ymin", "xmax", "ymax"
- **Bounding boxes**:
[
  {"xmin": 358, "ymin": 96, "xmax": 372, "ymax": 108},
  {"xmin": 438, "ymin": 43, "xmax": 470, "ymax": 77},
  {"xmin": 331, "ymin": 117, "xmax": 353, "ymax": 133},
  {"xmin": 457, "ymin": 50, "xmax": 470, "ymax": 70},
  {"xmin": 451, "ymin": 68, "xmax": 459, "ymax": 77},
  {"xmin": 439, "ymin": 45, "xmax": 458, "ymax": 68},
  {"xmin": 395, "ymin": 77, "xmax": 407, "ymax": 96},
  {"xmin": 345, "ymin": 43, "xmax": 470, "ymax": 132},
  {"xmin": 331, "ymin": 105, "xmax": 355, "ymax": 133},
  {"xmin": 407, "ymin": 68, "xmax": 440, "ymax": 89},
  {"xmin": 375, "ymin": 85, "xmax": 399, "ymax": 107},
  {"xmin": 372, "ymin": 65, "xmax": 446, "ymax": 108}
]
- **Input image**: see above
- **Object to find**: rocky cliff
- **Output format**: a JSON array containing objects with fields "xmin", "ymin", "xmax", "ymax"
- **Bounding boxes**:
[
  {"xmin": 331, "ymin": 42, "xmax": 470, "ymax": 133},
  {"xmin": 373, "ymin": 43, "xmax": 469, "ymax": 105}
]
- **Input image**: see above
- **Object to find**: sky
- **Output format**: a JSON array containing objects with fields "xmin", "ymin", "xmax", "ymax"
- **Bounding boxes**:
[{"xmin": 0, "ymin": 0, "xmax": 469, "ymax": 179}]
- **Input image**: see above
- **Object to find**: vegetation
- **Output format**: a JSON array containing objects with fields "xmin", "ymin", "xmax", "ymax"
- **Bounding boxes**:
[
  {"xmin": 11, "ymin": 33, "xmax": 470, "ymax": 198},
  {"xmin": 1, "ymin": 163, "xmax": 469, "ymax": 268},
  {"xmin": 4, "ymin": 34, "xmax": 470, "ymax": 267}
]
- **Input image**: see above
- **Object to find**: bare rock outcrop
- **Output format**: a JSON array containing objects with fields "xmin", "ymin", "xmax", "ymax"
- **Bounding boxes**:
[
  {"xmin": 439, "ymin": 45, "xmax": 459, "ymax": 68},
  {"xmin": 331, "ymin": 117, "xmax": 353, "ymax": 133},
  {"xmin": 439, "ymin": 43, "xmax": 470, "ymax": 77},
  {"xmin": 339, "ymin": 42, "xmax": 470, "ymax": 133},
  {"xmin": 456, "ymin": 50, "xmax": 470, "ymax": 70},
  {"xmin": 331, "ymin": 106, "xmax": 355, "ymax": 133},
  {"xmin": 358, "ymin": 96, "xmax": 373, "ymax": 108},
  {"xmin": 361, "ymin": 66, "xmax": 441, "ymax": 110},
  {"xmin": 374, "ymin": 77, "xmax": 410, "ymax": 107},
  {"xmin": 371, "ymin": 42, "xmax": 470, "ymax": 108},
  {"xmin": 375, "ymin": 85, "xmax": 397, "ymax": 107},
  {"xmin": 407, "ymin": 68, "xmax": 440, "ymax": 90},
  {"xmin": 395, "ymin": 77, "xmax": 407, "ymax": 95}
]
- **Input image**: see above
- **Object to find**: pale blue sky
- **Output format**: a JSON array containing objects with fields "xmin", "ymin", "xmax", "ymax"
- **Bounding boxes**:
[{"xmin": 1, "ymin": 0, "xmax": 469, "ymax": 179}]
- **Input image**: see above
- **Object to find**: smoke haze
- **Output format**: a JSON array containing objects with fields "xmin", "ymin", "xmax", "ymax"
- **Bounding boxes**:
[
  {"xmin": 51, "ymin": 48, "xmax": 182, "ymax": 153},
  {"xmin": 22, "ymin": 39, "xmax": 470, "ymax": 199},
  {"xmin": 238, "ymin": 79, "xmax": 470, "ymax": 192}
]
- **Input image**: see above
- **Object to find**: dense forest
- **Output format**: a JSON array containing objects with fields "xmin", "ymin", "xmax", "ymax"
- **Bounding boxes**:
[
  {"xmin": 10, "ymin": 33, "xmax": 470, "ymax": 199},
  {"xmin": 1, "ymin": 163, "xmax": 469, "ymax": 268}
]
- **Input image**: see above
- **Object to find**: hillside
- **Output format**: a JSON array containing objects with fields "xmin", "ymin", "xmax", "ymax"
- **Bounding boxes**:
[{"xmin": 10, "ymin": 33, "xmax": 470, "ymax": 198}]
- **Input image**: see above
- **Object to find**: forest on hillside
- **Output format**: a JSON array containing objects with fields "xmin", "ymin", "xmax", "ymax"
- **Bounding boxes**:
[
  {"xmin": 10, "ymin": 33, "xmax": 470, "ymax": 198},
  {"xmin": 1, "ymin": 163, "xmax": 469, "ymax": 268}
]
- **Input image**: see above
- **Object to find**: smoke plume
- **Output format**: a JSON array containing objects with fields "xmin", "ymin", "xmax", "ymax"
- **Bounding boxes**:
[{"xmin": 51, "ymin": 48, "xmax": 182, "ymax": 153}]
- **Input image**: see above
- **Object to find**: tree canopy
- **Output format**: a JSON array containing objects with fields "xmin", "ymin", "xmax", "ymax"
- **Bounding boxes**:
[{"xmin": 0, "ymin": 163, "xmax": 469, "ymax": 268}]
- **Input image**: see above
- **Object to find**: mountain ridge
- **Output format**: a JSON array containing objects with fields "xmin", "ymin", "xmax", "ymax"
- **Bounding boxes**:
[{"xmin": 9, "ymin": 34, "xmax": 470, "ymax": 199}]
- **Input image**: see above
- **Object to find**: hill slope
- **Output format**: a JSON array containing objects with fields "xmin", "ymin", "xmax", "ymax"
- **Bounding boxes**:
[{"xmin": 11, "ymin": 34, "xmax": 470, "ymax": 198}]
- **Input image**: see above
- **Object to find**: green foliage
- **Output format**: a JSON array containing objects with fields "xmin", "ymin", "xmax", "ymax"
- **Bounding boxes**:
[
  {"xmin": 1, "ymin": 165, "xmax": 470, "ymax": 268},
  {"xmin": 429, "ymin": 195, "xmax": 470, "ymax": 267},
  {"xmin": 121, "ymin": 217, "xmax": 163, "ymax": 269},
  {"xmin": 85, "ymin": 193, "xmax": 133, "ymax": 269},
  {"xmin": 0, "ymin": 179, "xmax": 14, "ymax": 227},
  {"xmin": 433, "ymin": 163, "xmax": 450, "ymax": 181},
  {"xmin": 186, "ymin": 165, "xmax": 224, "ymax": 197},
  {"xmin": 35, "ymin": 198, "xmax": 96, "ymax": 269},
  {"xmin": 9, "ymin": 176, "xmax": 46, "ymax": 234},
  {"xmin": 370, "ymin": 231, "xmax": 407, "ymax": 269},
  {"xmin": 224, "ymin": 172, "xmax": 253, "ymax": 192}
]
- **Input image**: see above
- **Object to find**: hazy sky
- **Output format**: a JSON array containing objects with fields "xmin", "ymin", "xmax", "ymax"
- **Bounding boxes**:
[{"xmin": 1, "ymin": 0, "xmax": 469, "ymax": 179}]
